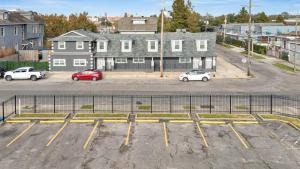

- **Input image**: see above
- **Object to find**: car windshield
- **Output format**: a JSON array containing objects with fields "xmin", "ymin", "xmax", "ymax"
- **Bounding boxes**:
[{"xmin": 29, "ymin": 68, "xmax": 34, "ymax": 72}]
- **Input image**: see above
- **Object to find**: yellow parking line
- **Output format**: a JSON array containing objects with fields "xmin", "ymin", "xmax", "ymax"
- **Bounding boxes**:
[
  {"xmin": 200, "ymin": 121, "xmax": 226, "ymax": 124},
  {"xmin": 125, "ymin": 122, "xmax": 132, "ymax": 146},
  {"xmin": 103, "ymin": 120, "xmax": 128, "ymax": 123},
  {"xmin": 70, "ymin": 120, "xmax": 95, "ymax": 123},
  {"xmin": 232, "ymin": 121, "xmax": 259, "ymax": 124},
  {"xmin": 6, "ymin": 123, "xmax": 35, "ymax": 147},
  {"xmin": 5, "ymin": 120, "xmax": 31, "ymax": 123},
  {"xmin": 196, "ymin": 122, "xmax": 208, "ymax": 148},
  {"xmin": 40, "ymin": 120, "xmax": 65, "ymax": 124},
  {"xmin": 169, "ymin": 120, "xmax": 194, "ymax": 123},
  {"xmin": 46, "ymin": 122, "xmax": 68, "ymax": 146},
  {"xmin": 228, "ymin": 124, "xmax": 249, "ymax": 149},
  {"xmin": 135, "ymin": 120, "xmax": 159, "ymax": 123},
  {"xmin": 83, "ymin": 121, "xmax": 99, "ymax": 150},
  {"xmin": 163, "ymin": 122, "xmax": 169, "ymax": 147}
]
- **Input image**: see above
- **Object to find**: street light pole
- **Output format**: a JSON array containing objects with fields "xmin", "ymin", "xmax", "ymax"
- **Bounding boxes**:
[
  {"xmin": 247, "ymin": 0, "xmax": 252, "ymax": 76},
  {"xmin": 223, "ymin": 15, "xmax": 227, "ymax": 44},
  {"xmin": 160, "ymin": 0, "xmax": 164, "ymax": 78}
]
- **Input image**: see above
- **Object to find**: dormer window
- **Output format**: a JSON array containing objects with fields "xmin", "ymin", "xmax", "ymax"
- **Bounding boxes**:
[
  {"xmin": 196, "ymin": 40, "xmax": 208, "ymax": 51},
  {"xmin": 147, "ymin": 40, "xmax": 158, "ymax": 52},
  {"xmin": 58, "ymin": 41, "xmax": 66, "ymax": 49},
  {"xmin": 121, "ymin": 40, "xmax": 132, "ymax": 52},
  {"xmin": 132, "ymin": 19, "xmax": 146, "ymax": 25},
  {"xmin": 171, "ymin": 40, "xmax": 183, "ymax": 52},
  {"xmin": 76, "ymin": 42, "xmax": 84, "ymax": 50},
  {"xmin": 97, "ymin": 40, "xmax": 108, "ymax": 52}
]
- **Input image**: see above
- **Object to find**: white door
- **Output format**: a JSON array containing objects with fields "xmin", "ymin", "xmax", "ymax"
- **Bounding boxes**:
[
  {"xmin": 106, "ymin": 58, "xmax": 114, "ymax": 70},
  {"xmin": 206, "ymin": 57, "xmax": 213, "ymax": 69},
  {"xmin": 193, "ymin": 58, "xmax": 202, "ymax": 69},
  {"xmin": 97, "ymin": 58, "xmax": 106, "ymax": 70}
]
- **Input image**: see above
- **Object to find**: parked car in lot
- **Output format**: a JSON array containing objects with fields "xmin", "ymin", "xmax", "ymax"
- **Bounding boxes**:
[
  {"xmin": 4, "ymin": 67, "xmax": 46, "ymax": 81},
  {"xmin": 0, "ymin": 67, "xmax": 6, "ymax": 78},
  {"xmin": 179, "ymin": 70, "xmax": 211, "ymax": 82},
  {"xmin": 72, "ymin": 69, "xmax": 103, "ymax": 81}
]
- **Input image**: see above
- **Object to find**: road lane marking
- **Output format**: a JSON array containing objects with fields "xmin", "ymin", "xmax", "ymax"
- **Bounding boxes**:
[
  {"xmin": 125, "ymin": 122, "xmax": 132, "ymax": 146},
  {"xmin": 46, "ymin": 122, "xmax": 68, "ymax": 146},
  {"xmin": 196, "ymin": 122, "xmax": 208, "ymax": 148},
  {"xmin": 83, "ymin": 121, "xmax": 100, "ymax": 150},
  {"xmin": 228, "ymin": 124, "xmax": 249, "ymax": 149},
  {"xmin": 163, "ymin": 122, "xmax": 169, "ymax": 147},
  {"xmin": 6, "ymin": 123, "xmax": 35, "ymax": 147}
]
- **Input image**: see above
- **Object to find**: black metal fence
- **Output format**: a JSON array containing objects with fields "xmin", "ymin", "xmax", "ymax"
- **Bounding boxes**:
[{"xmin": 1, "ymin": 94, "xmax": 300, "ymax": 121}]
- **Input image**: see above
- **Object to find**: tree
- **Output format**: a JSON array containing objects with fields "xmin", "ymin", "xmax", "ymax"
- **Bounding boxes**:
[
  {"xmin": 236, "ymin": 7, "xmax": 249, "ymax": 23},
  {"xmin": 187, "ymin": 11, "xmax": 201, "ymax": 32},
  {"xmin": 276, "ymin": 15, "xmax": 285, "ymax": 23},
  {"xmin": 68, "ymin": 12, "xmax": 97, "ymax": 32},
  {"xmin": 254, "ymin": 12, "xmax": 270, "ymax": 23},
  {"xmin": 170, "ymin": 0, "xmax": 189, "ymax": 31},
  {"xmin": 157, "ymin": 12, "xmax": 172, "ymax": 32}
]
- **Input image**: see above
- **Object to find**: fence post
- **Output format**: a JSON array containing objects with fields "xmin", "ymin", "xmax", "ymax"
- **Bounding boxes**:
[
  {"xmin": 150, "ymin": 96, "xmax": 153, "ymax": 114},
  {"xmin": 73, "ymin": 96, "xmax": 75, "ymax": 114},
  {"xmin": 34, "ymin": 96, "xmax": 37, "ymax": 114},
  {"xmin": 209, "ymin": 95, "xmax": 212, "ymax": 114},
  {"xmin": 169, "ymin": 96, "xmax": 172, "ymax": 113},
  {"xmin": 93, "ymin": 96, "xmax": 95, "ymax": 114},
  {"xmin": 2, "ymin": 102, "xmax": 4, "ymax": 122},
  {"xmin": 14, "ymin": 95, "xmax": 17, "ymax": 114},
  {"xmin": 189, "ymin": 95, "xmax": 192, "ymax": 114},
  {"xmin": 53, "ymin": 95, "xmax": 56, "ymax": 114},
  {"xmin": 229, "ymin": 95, "xmax": 232, "ymax": 114},
  {"xmin": 270, "ymin": 95, "xmax": 273, "ymax": 114},
  {"xmin": 111, "ymin": 96, "xmax": 114, "ymax": 113},
  {"xmin": 249, "ymin": 95, "xmax": 252, "ymax": 114},
  {"xmin": 131, "ymin": 96, "xmax": 133, "ymax": 114}
]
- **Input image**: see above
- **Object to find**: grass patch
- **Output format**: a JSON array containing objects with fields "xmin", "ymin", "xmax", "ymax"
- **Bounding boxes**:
[
  {"xmin": 235, "ymin": 105, "xmax": 249, "ymax": 110},
  {"xmin": 80, "ymin": 104, "xmax": 93, "ymax": 110},
  {"xmin": 75, "ymin": 113, "xmax": 128, "ymax": 118},
  {"xmin": 14, "ymin": 113, "xmax": 66, "ymax": 118},
  {"xmin": 260, "ymin": 114, "xmax": 300, "ymax": 128},
  {"xmin": 221, "ymin": 43, "xmax": 234, "ymax": 48},
  {"xmin": 273, "ymin": 63, "xmax": 298, "ymax": 73},
  {"xmin": 137, "ymin": 113, "xmax": 189, "ymax": 118},
  {"xmin": 137, "ymin": 104, "xmax": 151, "ymax": 110},
  {"xmin": 200, "ymin": 105, "xmax": 215, "ymax": 109},
  {"xmin": 183, "ymin": 105, "xmax": 197, "ymax": 110},
  {"xmin": 240, "ymin": 51, "xmax": 265, "ymax": 59},
  {"xmin": 198, "ymin": 114, "xmax": 254, "ymax": 119}
]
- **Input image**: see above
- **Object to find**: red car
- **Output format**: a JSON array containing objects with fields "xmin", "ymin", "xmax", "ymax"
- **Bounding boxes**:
[{"xmin": 72, "ymin": 69, "xmax": 103, "ymax": 81}]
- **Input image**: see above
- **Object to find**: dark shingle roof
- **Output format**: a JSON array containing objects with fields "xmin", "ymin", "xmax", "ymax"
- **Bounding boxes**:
[
  {"xmin": 0, "ymin": 10, "xmax": 43, "ymax": 25},
  {"xmin": 117, "ymin": 17, "xmax": 157, "ymax": 32}
]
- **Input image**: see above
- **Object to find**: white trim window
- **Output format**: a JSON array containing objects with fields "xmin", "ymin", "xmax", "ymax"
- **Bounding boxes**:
[
  {"xmin": 121, "ymin": 40, "xmax": 132, "ymax": 52},
  {"xmin": 73, "ymin": 59, "xmax": 87, "ymax": 67},
  {"xmin": 171, "ymin": 40, "xmax": 183, "ymax": 52},
  {"xmin": 76, "ymin": 41, "xmax": 84, "ymax": 50},
  {"xmin": 147, "ymin": 40, "xmax": 158, "ymax": 52},
  {"xmin": 58, "ymin": 42, "xmax": 66, "ymax": 49},
  {"xmin": 53, "ymin": 59, "xmax": 66, "ymax": 66},
  {"xmin": 0, "ymin": 27, "xmax": 4, "ymax": 37},
  {"xmin": 179, "ymin": 57, "xmax": 191, "ymax": 63},
  {"xmin": 14, "ymin": 27, "xmax": 18, "ymax": 36},
  {"xmin": 196, "ymin": 40, "xmax": 208, "ymax": 51},
  {"xmin": 115, "ymin": 58, "xmax": 127, "ymax": 64},
  {"xmin": 133, "ymin": 57, "xmax": 145, "ymax": 63},
  {"xmin": 97, "ymin": 40, "xmax": 108, "ymax": 52}
]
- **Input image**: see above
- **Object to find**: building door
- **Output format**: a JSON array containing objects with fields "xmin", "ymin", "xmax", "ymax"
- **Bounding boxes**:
[
  {"xmin": 106, "ymin": 58, "xmax": 114, "ymax": 71},
  {"xmin": 154, "ymin": 58, "xmax": 160, "ymax": 71},
  {"xmin": 193, "ymin": 58, "xmax": 202, "ymax": 69},
  {"xmin": 206, "ymin": 57, "xmax": 213, "ymax": 69},
  {"xmin": 96, "ymin": 58, "xmax": 106, "ymax": 70},
  {"xmin": 201, "ymin": 57, "xmax": 206, "ymax": 69}
]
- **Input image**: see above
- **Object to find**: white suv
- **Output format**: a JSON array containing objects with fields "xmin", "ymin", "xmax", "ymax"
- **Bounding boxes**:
[
  {"xmin": 4, "ymin": 67, "xmax": 45, "ymax": 81},
  {"xmin": 179, "ymin": 70, "xmax": 211, "ymax": 82}
]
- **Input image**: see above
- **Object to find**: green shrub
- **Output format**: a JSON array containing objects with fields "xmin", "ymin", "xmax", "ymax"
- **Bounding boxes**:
[
  {"xmin": 281, "ymin": 52, "xmax": 289, "ymax": 61},
  {"xmin": 138, "ymin": 105, "xmax": 151, "ymax": 110},
  {"xmin": 0, "ymin": 61, "xmax": 48, "ymax": 71}
]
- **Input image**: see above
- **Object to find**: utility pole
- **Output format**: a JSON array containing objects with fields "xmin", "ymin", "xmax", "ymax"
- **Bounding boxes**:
[
  {"xmin": 247, "ymin": 0, "xmax": 252, "ymax": 76},
  {"xmin": 160, "ymin": 0, "xmax": 164, "ymax": 78},
  {"xmin": 223, "ymin": 15, "xmax": 227, "ymax": 44}
]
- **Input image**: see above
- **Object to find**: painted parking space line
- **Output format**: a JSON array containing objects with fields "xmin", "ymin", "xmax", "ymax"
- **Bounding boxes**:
[
  {"xmin": 46, "ymin": 122, "xmax": 68, "ymax": 146},
  {"xmin": 199, "ymin": 121, "xmax": 226, "ymax": 124},
  {"xmin": 135, "ymin": 120, "xmax": 159, "ymax": 123},
  {"xmin": 70, "ymin": 120, "xmax": 95, "ymax": 123},
  {"xmin": 228, "ymin": 124, "xmax": 249, "ymax": 149},
  {"xmin": 5, "ymin": 120, "xmax": 31, "ymax": 123},
  {"xmin": 83, "ymin": 121, "xmax": 100, "ymax": 150},
  {"xmin": 103, "ymin": 120, "xmax": 128, "ymax": 123},
  {"xmin": 232, "ymin": 121, "xmax": 259, "ymax": 124},
  {"xmin": 40, "ymin": 120, "xmax": 65, "ymax": 124},
  {"xmin": 196, "ymin": 122, "xmax": 208, "ymax": 148},
  {"xmin": 125, "ymin": 122, "xmax": 132, "ymax": 146},
  {"xmin": 163, "ymin": 122, "xmax": 169, "ymax": 147},
  {"xmin": 6, "ymin": 123, "xmax": 35, "ymax": 147},
  {"xmin": 169, "ymin": 120, "xmax": 194, "ymax": 123}
]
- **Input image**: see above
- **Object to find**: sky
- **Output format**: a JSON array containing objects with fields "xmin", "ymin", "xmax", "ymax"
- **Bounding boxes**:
[{"xmin": 1, "ymin": 0, "xmax": 300, "ymax": 16}]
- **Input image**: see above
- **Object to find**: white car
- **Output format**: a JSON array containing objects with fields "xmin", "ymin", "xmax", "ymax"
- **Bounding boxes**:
[
  {"xmin": 179, "ymin": 70, "xmax": 211, "ymax": 82},
  {"xmin": 4, "ymin": 67, "xmax": 46, "ymax": 81}
]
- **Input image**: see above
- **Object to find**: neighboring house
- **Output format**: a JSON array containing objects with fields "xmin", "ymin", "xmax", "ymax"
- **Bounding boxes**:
[
  {"xmin": 49, "ymin": 29, "xmax": 216, "ymax": 72},
  {"xmin": 0, "ymin": 9, "xmax": 44, "ymax": 50},
  {"xmin": 117, "ymin": 17, "xmax": 157, "ymax": 34},
  {"xmin": 288, "ymin": 41, "xmax": 300, "ymax": 66}
]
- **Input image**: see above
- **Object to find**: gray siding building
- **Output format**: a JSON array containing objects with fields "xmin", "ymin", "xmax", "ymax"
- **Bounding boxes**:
[
  {"xmin": 0, "ymin": 10, "xmax": 44, "ymax": 50},
  {"xmin": 49, "ymin": 30, "xmax": 216, "ymax": 72}
]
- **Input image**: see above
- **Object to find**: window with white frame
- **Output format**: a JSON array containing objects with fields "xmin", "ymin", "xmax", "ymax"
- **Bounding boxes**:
[
  {"xmin": 115, "ymin": 58, "xmax": 127, "ymax": 63},
  {"xmin": 58, "ymin": 42, "xmax": 66, "ymax": 49},
  {"xmin": 0, "ymin": 27, "xmax": 4, "ymax": 37},
  {"xmin": 179, "ymin": 57, "xmax": 191, "ymax": 63},
  {"xmin": 97, "ymin": 40, "xmax": 107, "ymax": 52},
  {"xmin": 14, "ymin": 27, "xmax": 18, "ymax": 36},
  {"xmin": 133, "ymin": 57, "xmax": 145, "ymax": 63},
  {"xmin": 196, "ymin": 40, "xmax": 208, "ymax": 51},
  {"xmin": 73, "ymin": 59, "xmax": 87, "ymax": 67},
  {"xmin": 147, "ymin": 40, "xmax": 158, "ymax": 52},
  {"xmin": 53, "ymin": 59, "xmax": 66, "ymax": 66},
  {"xmin": 171, "ymin": 40, "xmax": 182, "ymax": 52},
  {"xmin": 121, "ymin": 40, "xmax": 132, "ymax": 52},
  {"xmin": 76, "ymin": 42, "xmax": 84, "ymax": 50}
]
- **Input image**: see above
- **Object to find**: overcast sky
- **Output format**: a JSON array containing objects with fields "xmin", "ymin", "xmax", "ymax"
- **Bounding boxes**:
[{"xmin": 1, "ymin": 0, "xmax": 300, "ymax": 16}]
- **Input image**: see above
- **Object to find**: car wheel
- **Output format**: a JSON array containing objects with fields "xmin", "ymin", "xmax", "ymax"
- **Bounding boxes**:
[
  {"xmin": 73, "ymin": 77, "xmax": 79, "ymax": 81},
  {"xmin": 5, "ymin": 75, "xmax": 12, "ymax": 81},
  {"xmin": 30, "ymin": 75, "xmax": 37, "ymax": 81},
  {"xmin": 202, "ymin": 77, "xmax": 209, "ymax": 82},
  {"xmin": 92, "ymin": 77, "xmax": 97, "ymax": 81},
  {"xmin": 183, "ymin": 77, "xmax": 189, "ymax": 82}
]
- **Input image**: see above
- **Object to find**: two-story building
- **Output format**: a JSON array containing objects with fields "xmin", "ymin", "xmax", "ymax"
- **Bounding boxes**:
[
  {"xmin": 49, "ymin": 29, "xmax": 216, "ymax": 72},
  {"xmin": 0, "ymin": 9, "xmax": 44, "ymax": 51}
]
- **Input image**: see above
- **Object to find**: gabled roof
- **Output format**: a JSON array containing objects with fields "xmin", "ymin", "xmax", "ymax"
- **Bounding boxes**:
[
  {"xmin": 0, "ymin": 10, "xmax": 43, "ymax": 25},
  {"xmin": 50, "ymin": 29, "xmax": 101, "ymax": 41},
  {"xmin": 117, "ymin": 17, "xmax": 157, "ymax": 32}
]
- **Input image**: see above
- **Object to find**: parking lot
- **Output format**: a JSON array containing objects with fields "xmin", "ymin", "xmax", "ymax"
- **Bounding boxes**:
[{"xmin": 0, "ymin": 121, "xmax": 299, "ymax": 169}]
